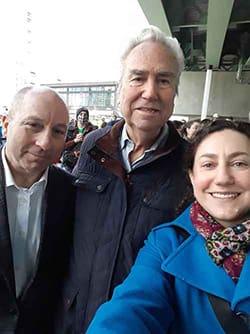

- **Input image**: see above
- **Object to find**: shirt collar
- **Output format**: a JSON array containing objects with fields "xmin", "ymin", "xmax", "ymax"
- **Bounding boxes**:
[
  {"xmin": 120, "ymin": 123, "xmax": 169, "ymax": 152},
  {"xmin": 1, "ymin": 146, "xmax": 49, "ymax": 189}
]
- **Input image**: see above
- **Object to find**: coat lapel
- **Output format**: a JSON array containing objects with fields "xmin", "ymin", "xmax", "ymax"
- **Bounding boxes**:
[
  {"xmin": 231, "ymin": 253, "xmax": 250, "ymax": 313},
  {"xmin": 161, "ymin": 208, "xmax": 250, "ymax": 314},
  {"xmin": 162, "ymin": 232, "xmax": 235, "ymax": 300},
  {"xmin": 0, "ymin": 154, "xmax": 16, "ymax": 294},
  {"xmin": 161, "ymin": 207, "xmax": 236, "ymax": 302},
  {"xmin": 31, "ymin": 166, "xmax": 65, "ymax": 272}
]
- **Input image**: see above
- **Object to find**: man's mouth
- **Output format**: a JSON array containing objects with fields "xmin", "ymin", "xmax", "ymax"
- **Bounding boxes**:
[
  {"xmin": 137, "ymin": 107, "xmax": 159, "ymax": 113},
  {"xmin": 30, "ymin": 152, "xmax": 47, "ymax": 160}
]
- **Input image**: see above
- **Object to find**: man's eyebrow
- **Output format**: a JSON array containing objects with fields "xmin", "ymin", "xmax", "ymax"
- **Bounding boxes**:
[
  {"xmin": 128, "ymin": 69, "xmax": 176, "ymax": 77},
  {"xmin": 157, "ymin": 70, "xmax": 176, "ymax": 77},
  {"xmin": 20, "ymin": 116, "xmax": 43, "ymax": 123},
  {"xmin": 23, "ymin": 116, "xmax": 42, "ymax": 121},
  {"xmin": 128, "ymin": 69, "xmax": 146, "ymax": 76}
]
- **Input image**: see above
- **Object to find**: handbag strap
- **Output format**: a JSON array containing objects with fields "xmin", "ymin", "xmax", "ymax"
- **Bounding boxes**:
[{"xmin": 208, "ymin": 293, "xmax": 250, "ymax": 333}]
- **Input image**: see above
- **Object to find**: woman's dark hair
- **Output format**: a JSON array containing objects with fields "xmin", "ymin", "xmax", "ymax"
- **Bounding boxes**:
[
  {"xmin": 176, "ymin": 119, "xmax": 250, "ymax": 215},
  {"xmin": 186, "ymin": 119, "xmax": 250, "ymax": 171},
  {"xmin": 181, "ymin": 119, "xmax": 200, "ymax": 137}
]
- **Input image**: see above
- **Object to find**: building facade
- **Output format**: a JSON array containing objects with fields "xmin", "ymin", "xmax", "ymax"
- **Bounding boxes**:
[{"xmin": 43, "ymin": 81, "xmax": 119, "ymax": 126}]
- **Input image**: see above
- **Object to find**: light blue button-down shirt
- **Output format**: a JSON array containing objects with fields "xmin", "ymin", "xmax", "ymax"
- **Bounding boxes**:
[
  {"xmin": 120, "ymin": 124, "xmax": 169, "ymax": 172},
  {"xmin": 2, "ymin": 148, "xmax": 48, "ymax": 296}
]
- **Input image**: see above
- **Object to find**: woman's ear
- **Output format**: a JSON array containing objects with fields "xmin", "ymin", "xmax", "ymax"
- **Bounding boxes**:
[{"xmin": 188, "ymin": 169, "xmax": 194, "ymax": 187}]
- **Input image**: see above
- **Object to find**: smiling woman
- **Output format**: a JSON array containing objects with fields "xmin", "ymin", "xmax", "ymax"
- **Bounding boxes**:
[
  {"xmin": 187, "ymin": 120, "xmax": 250, "ymax": 228},
  {"xmin": 87, "ymin": 119, "xmax": 250, "ymax": 334}
]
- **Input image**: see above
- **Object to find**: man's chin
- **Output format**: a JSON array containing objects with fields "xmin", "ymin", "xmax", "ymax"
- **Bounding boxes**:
[{"xmin": 24, "ymin": 160, "xmax": 48, "ymax": 173}]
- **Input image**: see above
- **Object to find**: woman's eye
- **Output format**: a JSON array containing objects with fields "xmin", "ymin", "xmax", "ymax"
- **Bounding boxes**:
[
  {"xmin": 232, "ymin": 161, "xmax": 248, "ymax": 168},
  {"xmin": 202, "ymin": 162, "xmax": 213, "ymax": 169}
]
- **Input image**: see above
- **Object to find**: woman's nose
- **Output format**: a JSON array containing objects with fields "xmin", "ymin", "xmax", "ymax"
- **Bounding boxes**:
[{"xmin": 214, "ymin": 165, "xmax": 234, "ymax": 185}]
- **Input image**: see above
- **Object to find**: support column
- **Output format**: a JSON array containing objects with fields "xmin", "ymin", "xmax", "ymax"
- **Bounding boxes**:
[{"xmin": 201, "ymin": 65, "xmax": 213, "ymax": 120}]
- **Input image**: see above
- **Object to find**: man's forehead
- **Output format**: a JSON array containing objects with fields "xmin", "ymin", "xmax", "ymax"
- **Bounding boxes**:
[{"xmin": 123, "ymin": 42, "xmax": 178, "ymax": 70}]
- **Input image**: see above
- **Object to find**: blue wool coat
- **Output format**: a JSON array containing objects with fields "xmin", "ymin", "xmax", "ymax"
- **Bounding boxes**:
[{"xmin": 87, "ymin": 206, "xmax": 250, "ymax": 334}]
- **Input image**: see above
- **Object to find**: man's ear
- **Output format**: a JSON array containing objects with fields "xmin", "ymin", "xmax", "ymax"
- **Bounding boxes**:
[{"xmin": 2, "ymin": 115, "xmax": 9, "ymax": 137}]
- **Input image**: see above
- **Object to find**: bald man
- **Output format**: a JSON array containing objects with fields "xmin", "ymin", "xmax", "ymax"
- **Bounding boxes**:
[{"xmin": 0, "ymin": 86, "xmax": 75, "ymax": 333}]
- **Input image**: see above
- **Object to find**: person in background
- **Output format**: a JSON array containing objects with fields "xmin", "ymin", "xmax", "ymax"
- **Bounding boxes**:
[
  {"xmin": 182, "ymin": 119, "xmax": 201, "ymax": 141},
  {"xmin": 100, "ymin": 117, "xmax": 107, "ymax": 128},
  {"xmin": 172, "ymin": 119, "xmax": 186, "ymax": 135},
  {"xmin": 200, "ymin": 117, "xmax": 212, "ymax": 128},
  {"xmin": 0, "ymin": 108, "xmax": 8, "ymax": 148},
  {"xmin": 0, "ymin": 114, "xmax": 3, "ymax": 147},
  {"xmin": 61, "ymin": 25, "xmax": 190, "ymax": 333},
  {"xmin": 0, "ymin": 86, "xmax": 75, "ymax": 333},
  {"xmin": 61, "ymin": 107, "xmax": 96, "ymax": 172},
  {"xmin": 106, "ymin": 113, "xmax": 119, "ymax": 127},
  {"xmin": 87, "ymin": 119, "xmax": 250, "ymax": 334}
]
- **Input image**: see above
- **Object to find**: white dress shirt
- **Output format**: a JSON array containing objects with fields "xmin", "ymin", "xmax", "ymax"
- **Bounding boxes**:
[
  {"xmin": 120, "ymin": 123, "xmax": 169, "ymax": 172},
  {"xmin": 2, "ymin": 148, "xmax": 48, "ymax": 296}
]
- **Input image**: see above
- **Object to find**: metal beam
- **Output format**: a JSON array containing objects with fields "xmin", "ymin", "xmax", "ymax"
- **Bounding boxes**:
[
  {"xmin": 137, "ymin": 0, "xmax": 172, "ymax": 36},
  {"xmin": 206, "ymin": 0, "xmax": 234, "ymax": 67},
  {"xmin": 201, "ymin": 66, "xmax": 213, "ymax": 120}
]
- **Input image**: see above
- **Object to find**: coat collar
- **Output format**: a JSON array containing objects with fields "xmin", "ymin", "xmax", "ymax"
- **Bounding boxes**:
[
  {"xmin": 161, "ymin": 206, "xmax": 250, "ymax": 312},
  {"xmin": 0, "ymin": 150, "xmax": 16, "ymax": 294},
  {"xmin": 95, "ymin": 119, "xmax": 183, "ymax": 156},
  {"xmin": 88, "ymin": 119, "xmax": 184, "ymax": 179}
]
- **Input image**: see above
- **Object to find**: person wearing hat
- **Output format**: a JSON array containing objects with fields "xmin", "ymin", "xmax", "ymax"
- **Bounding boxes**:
[{"xmin": 61, "ymin": 107, "xmax": 96, "ymax": 172}]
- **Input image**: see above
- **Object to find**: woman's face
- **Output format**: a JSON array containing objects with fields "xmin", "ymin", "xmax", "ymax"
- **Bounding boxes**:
[
  {"xmin": 186, "ymin": 121, "xmax": 201, "ymax": 139},
  {"xmin": 189, "ymin": 129, "xmax": 250, "ymax": 227}
]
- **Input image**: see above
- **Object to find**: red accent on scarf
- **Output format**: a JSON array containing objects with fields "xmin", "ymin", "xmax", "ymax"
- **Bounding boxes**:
[{"xmin": 190, "ymin": 201, "xmax": 250, "ymax": 282}]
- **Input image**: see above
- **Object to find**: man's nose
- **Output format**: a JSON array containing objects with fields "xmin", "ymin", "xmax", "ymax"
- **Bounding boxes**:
[
  {"xmin": 141, "ymin": 79, "xmax": 158, "ymax": 100},
  {"xmin": 36, "ymin": 131, "xmax": 51, "ymax": 150}
]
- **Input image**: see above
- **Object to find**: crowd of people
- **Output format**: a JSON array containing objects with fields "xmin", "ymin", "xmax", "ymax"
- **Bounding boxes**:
[{"xmin": 0, "ymin": 26, "xmax": 250, "ymax": 334}]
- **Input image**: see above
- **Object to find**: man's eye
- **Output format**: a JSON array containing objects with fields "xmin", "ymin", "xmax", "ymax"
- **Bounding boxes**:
[
  {"xmin": 131, "ymin": 77, "xmax": 142, "ymax": 82},
  {"xmin": 129, "ymin": 76, "xmax": 144, "ymax": 86},
  {"xmin": 53, "ymin": 129, "xmax": 66, "ymax": 136},
  {"xmin": 26, "ymin": 122, "xmax": 41, "ymax": 129},
  {"xmin": 159, "ymin": 78, "xmax": 170, "ymax": 86}
]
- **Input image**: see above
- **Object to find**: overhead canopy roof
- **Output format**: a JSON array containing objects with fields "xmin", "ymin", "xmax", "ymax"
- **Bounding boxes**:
[{"xmin": 137, "ymin": 0, "xmax": 250, "ymax": 75}]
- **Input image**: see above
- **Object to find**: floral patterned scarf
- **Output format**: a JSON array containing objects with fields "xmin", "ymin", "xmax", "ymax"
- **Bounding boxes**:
[{"xmin": 190, "ymin": 201, "xmax": 250, "ymax": 282}]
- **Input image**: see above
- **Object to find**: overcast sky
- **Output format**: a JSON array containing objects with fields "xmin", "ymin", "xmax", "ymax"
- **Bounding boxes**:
[{"xmin": 31, "ymin": 0, "xmax": 148, "ymax": 83}]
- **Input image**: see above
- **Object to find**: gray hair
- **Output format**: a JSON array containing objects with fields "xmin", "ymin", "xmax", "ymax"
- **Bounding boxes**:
[{"xmin": 120, "ymin": 25, "xmax": 185, "ymax": 93}]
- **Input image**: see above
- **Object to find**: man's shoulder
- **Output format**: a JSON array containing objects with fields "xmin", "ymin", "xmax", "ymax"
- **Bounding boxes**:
[
  {"xmin": 83, "ymin": 126, "xmax": 111, "ymax": 145},
  {"xmin": 48, "ymin": 165, "xmax": 76, "ymax": 185}
]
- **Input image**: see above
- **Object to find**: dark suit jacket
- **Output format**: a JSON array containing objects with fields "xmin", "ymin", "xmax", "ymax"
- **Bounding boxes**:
[{"xmin": 0, "ymin": 155, "xmax": 75, "ymax": 334}]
